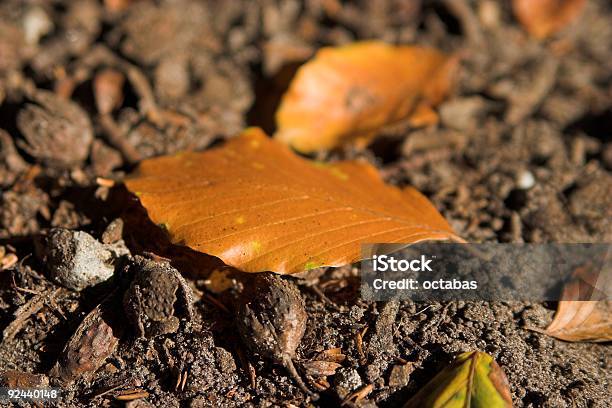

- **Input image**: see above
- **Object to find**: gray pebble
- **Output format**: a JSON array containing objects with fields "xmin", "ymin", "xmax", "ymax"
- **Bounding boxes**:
[{"xmin": 43, "ymin": 228, "xmax": 129, "ymax": 291}]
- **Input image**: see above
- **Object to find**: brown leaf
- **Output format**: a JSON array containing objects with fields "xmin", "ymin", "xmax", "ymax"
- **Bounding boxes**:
[
  {"xmin": 513, "ymin": 0, "xmax": 587, "ymax": 38},
  {"xmin": 314, "ymin": 347, "xmax": 346, "ymax": 364},
  {"xmin": 125, "ymin": 128, "xmax": 460, "ymax": 274},
  {"xmin": 275, "ymin": 41, "xmax": 458, "ymax": 153},
  {"xmin": 303, "ymin": 347, "xmax": 346, "ymax": 377},
  {"xmin": 537, "ymin": 263, "xmax": 611, "ymax": 342}
]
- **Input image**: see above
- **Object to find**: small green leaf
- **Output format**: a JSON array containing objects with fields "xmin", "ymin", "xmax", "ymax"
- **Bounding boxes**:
[{"xmin": 405, "ymin": 351, "xmax": 512, "ymax": 408}]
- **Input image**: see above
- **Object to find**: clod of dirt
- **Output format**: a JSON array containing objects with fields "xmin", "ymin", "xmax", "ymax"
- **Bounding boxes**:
[
  {"xmin": 123, "ymin": 255, "xmax": 194, "ymax": 338},
  {"xmin": 50, "ymin": 293, "xmax": 123, "ymax": 385},
  {"xmin": 235, "ymin": 273, "xmax": 313, "ymax": 397},
  {"xmin": 117, "ymin": 0, "xmax": 218, "ymax": 65},
  {"xmin": 154, "ymin": 53, "xmax": 190, "ymax": 101},
  {"xmin": 90, "ymin": 139, "xmax": 123, "ymax": 176},
  {"xmin": 41, "ymin": 228, "xmax": 129, "ymax": 291},
  {"xmin": 0, "ymin": 369, "xmax": 49, "ymax": 388},
  {"xmin": 1, "ymin": 186, "xmax": 49, "ymax": 239},
  {"xmin": 387, "ymin": 363, "xmax": 413, "ymax": 388},
  {"xmin": 16, "ymin": 89, "xmax": 93, "ymax": 168},
  {"xmin": 0, "ymin": 18, "xmax": 28, "ymax": 72},
  {"xmin": 0, "ymin": 129, "xmax": 27, "ymax": 187},
  {"xmin": 333, "ymin": 367, "xmax": 363, "ymax": 399}
]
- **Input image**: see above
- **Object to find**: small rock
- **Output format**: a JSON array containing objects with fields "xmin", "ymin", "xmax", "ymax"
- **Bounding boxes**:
[
  {"xmin": 388, "ymin": 363, "xmax": 414, "ymax": 387},
  {"xmin": 101, "ymin": 218, "xmax": 124, "ymax": 245},
  {"xmin": 516, "ymin": 170, "xmax": 535, "ymax": 190},
  {"xmin": 42, "ymin": 228, "xmax": 129, "ymax": 291},
  {"xmin": 334, "ymin": 367, "xmax": 363, "ymax": 399},
  {"xmin": 123, "ymin": 256, "xmax": 194, "ymax": 338},
  {"xmin": 91, "ymin": 139, "xmax": 123, "ymax": 176},
  {"xmin": 440, "ymin": 97, "xmax": 486, "ymax": 131},
  {"xmin": 155, "ymin": 54, "xmax": 190, "ymax": 102},
  {"xmin": 23, "ymin": 6, "xmax": 53, "ymax": 45}
]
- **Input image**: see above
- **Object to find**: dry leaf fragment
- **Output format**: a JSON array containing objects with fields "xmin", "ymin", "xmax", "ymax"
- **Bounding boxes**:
[
  {"xmin": 303, "ymin": 347, "xmax": 346, "ymax": 377},
  {"xmin": 275, "ymin": 41, "xmax": 459, "ymax": 153},
  {"xmin": 513, "ymin": 0, "xmax": 587, "ymax": 38},
  {"xmin": 50, "ymin": 293, "xmax": 123, "ymax": 384},
  {"xmin": 303, "ymin": 360, "xmax": 343, "ymax": 377},
  {"xmin": 533, "ymin": 263, "xmax": 611, "ymax": 342},
  {"xmin": 404, "ymin": 351, "xmax": 512, "ymax": 408},
  {"xmin": 125, "ymin": 128, "xmax": 460, "ymax": 274}
]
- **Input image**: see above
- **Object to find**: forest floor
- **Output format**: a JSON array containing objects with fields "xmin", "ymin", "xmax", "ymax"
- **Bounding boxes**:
[{"xmin": 0, "ymin": 0, "xmax": 610, "ymax": 407}]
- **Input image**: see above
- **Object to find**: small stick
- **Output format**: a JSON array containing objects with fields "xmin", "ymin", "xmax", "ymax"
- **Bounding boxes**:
[
  {"xmin": 98, "ymin": 114, "xmax": 141, "ymax": 164},
  {"xmin": 283, "ymin": 356, "xmax": 319, "ymax": 401}
]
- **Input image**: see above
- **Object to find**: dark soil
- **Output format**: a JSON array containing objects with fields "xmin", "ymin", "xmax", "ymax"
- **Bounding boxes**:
[{"xmin": 0, "ymin": 0, "xmax": 610, "ymax": 407}]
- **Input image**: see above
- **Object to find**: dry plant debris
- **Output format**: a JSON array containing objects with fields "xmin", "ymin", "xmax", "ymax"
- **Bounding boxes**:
[
  {"xmin": 404, "ymin": 351, "xmax": 513, "ymax": 408},
  {"xmin": 513, "ymin": 0, "xmax": 587, "ymax": 38},
  {"xmin": 275, "ymin": 41, "xmax": 458, "ymax": 153},
  {"xmin": 123, "ymin": 255, "xmax": 194, "ymax": 338},
  {"xmin": 531, "ymin": 263, "xmax": 612, "ymax": 342},
  {"xmin": 234, "ymin": 273, "xmax": 313, "ymax": 396},
  {"xmin": 50, "ymin": 292, "xmax": 123, "ymax": 385},
  {"xmin": 0, "ymin": 0, "xmax": 611, "ymax": 406},
  {"xmin": 125, "ymin": 128, "xmax": 460, "ymax": 274}
]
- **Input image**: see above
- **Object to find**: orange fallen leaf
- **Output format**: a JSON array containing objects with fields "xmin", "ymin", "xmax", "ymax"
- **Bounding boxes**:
[
  {"xmin": 533, "ymin": 263, "xmax": 611, "ymax": 342},
  {"xmin": 275, "ymin": 41, "xmax": 459, "ymax": 153},
  {"xmin": 125, "ymin": 128, "xmax": 460, "ymax": 274},
  {"xmin": 513, "ymin": 0, "xmax": 587, "ymax": 38}
]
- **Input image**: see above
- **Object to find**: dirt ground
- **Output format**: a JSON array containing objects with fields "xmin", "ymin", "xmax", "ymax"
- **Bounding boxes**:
[{"xmin": 0, "ymin": 0, "xmax": 610, "ymax": 407}]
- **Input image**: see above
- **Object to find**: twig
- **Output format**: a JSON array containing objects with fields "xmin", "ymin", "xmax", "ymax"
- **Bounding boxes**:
[
  {"xmin": 506, "ymin": 57, "xmax": 559, "ymax": 125},
  {"xmin": 98, "ymin": 114, "xmax": 141, "ymax": 164},
  {"xmin": 442, "ymin": 0, "xmax": 484, "ymax": 45}
]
